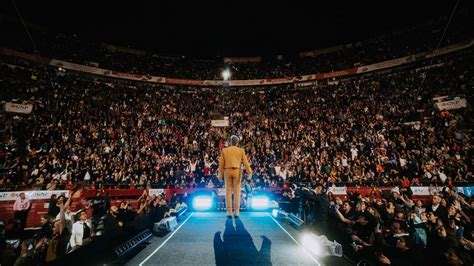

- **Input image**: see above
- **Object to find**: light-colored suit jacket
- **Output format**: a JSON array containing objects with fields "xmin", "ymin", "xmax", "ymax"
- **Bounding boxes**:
[{"xmin": 218, "ymin": 146, "xmax": 252, "ymax": 178}]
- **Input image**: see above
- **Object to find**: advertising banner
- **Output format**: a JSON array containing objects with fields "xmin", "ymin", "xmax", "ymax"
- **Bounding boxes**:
[
  {"xmin": 1, "ymin": 39, "xmax": 472, "ymax": 87},
  {"xmin": 356, "ymin": 56, "xmax": 414, "ymax": 74},
  {"xmin": 223, "ymin": 56, "xmax": 261, "ymax": 64},
  {"xmin": 5, "ymin": 103, "xmax": 33, "ymax": 114},
  {"xmin": 327, "ymin": 186, "xmax": 347, "ymax": 195},
  {"xmin": 0, "ymin": 190, "xmax": 69, "ymax": 201},
  {"xmin": 211, "ymin": 120, "xmax": 230, "ymax": 127},
  {"xmin": 434, "ymin": 98, "xmax": 467, "ymax": 111},
  {"xmin": 148, "ymin": 189, "xmax": 165, "ymax": 197}
]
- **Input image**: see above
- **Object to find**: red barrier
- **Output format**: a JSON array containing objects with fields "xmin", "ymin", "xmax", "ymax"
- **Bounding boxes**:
[{"xmin": 0, "ymin": 187, "xmax": 434, "ymax": 228}]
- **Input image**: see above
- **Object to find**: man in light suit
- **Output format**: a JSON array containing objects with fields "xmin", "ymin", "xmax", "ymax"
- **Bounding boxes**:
[
  {"xmin": 218, "ymin": 135, "xmax": 252, "ymax": 218},
  {"xmin": 70, "ymin": 210, "xmax": 93, "ymax": 251}
]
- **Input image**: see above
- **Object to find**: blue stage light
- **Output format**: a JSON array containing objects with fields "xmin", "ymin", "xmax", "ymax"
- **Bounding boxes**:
[
  {"xmin": 193, "ymin": 196, "xmax": 213, "ymax": 211},
  {"xmin": 251, "ymin": 196, "xmax": 269, "ymax": 209}
]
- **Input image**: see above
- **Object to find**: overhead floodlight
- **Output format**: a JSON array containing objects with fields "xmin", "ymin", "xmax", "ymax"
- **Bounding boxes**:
[
  {"xmin": 222, "ymin": 69, "xmax": 231, "ymax": 81},
  {"xmin": 192, "ymin": 196, "xmax": 213, "ymax": 211}
]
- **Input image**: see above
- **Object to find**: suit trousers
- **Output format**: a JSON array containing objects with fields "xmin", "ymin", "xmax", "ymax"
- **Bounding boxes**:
[{"xmin": 224, "ymin": 168, "xmax": 241, "ymax": 216}]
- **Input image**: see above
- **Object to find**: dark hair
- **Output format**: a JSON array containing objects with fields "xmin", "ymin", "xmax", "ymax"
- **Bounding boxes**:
[{"xmin": 398, "ymin": 236, "xmax": 413, "ymax": 249}]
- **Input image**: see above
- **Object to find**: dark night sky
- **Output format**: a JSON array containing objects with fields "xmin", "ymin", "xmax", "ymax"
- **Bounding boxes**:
[{"xmin": 1, "ymin": 0, "xmax": 471, "ymax": 58}]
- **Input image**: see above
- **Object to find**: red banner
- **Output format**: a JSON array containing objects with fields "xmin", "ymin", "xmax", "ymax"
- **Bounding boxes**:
[
  {"xmin": 316, "ymin": 68, "xmax": 358, "ymax": 79},
  {"xmin": 0, "ymin": 48, "xmax": 51, "ymax": 65},
  {"xmin": 1, "ymin": 39, "xmax": 472, "ymax": 87}
]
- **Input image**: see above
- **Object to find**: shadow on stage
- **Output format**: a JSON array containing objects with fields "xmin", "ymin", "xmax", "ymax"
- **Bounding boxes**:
[{"xmin": 214, "ymin": 217, "xmax": 272, "ymax": 265}]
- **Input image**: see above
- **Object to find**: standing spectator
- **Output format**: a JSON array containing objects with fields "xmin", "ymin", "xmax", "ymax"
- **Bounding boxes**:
[
  {"xmin": 13, "ymin": 192, "xmax": 31, "ymax": 229},
  {"xmin": 103, "ymin": 206, "xmax": 124, "ymax": 247},
  {"xmin": 312, "ymin": 185, "xmax": 331, "ymax": 232},
  {"xmin": 427, "ymin": 194, "xmax": 448, "ymax": 222},
  {"xmin": 45, "ymin": 197, "xmax": 71, "ymax": 263},
  {"xmin": 48, "ymin": 194, "xmax": 60, "ymax": 218},
  {"xmin": 70, "ymin": 211, "xmax": 93, "ymax": 251},
  {"xmin": 91, "ymin": 192, "xmax": 104, "ymax": 223},
  {"xmin": 104, "ymin": 192, "xmax": 111, "ymax": 212}
]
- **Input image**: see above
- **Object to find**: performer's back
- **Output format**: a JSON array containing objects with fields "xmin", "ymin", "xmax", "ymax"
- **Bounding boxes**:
[{"xmin": 218, "ymin": 143, "xmax": 252, "ymax": 217}]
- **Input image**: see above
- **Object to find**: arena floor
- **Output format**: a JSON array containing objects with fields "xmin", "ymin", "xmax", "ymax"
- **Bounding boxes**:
[{"xmin": 124, "ymin": 212, "xmax": 353, "ymax": 266}]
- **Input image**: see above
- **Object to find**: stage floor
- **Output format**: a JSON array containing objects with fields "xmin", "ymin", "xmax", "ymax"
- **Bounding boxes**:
[{"xmin": 124, "ymin": 212, "xmax": 351, "ymax": 266}]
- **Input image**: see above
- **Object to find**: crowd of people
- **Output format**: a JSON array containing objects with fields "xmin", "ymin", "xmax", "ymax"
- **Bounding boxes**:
[
  {"xmin": 2, "ymin": 14, "xmax": 472, "ymax": 80},
  {"xmin": 283, "ymin": 181, "xmax": 474, "ymax": 265},
  {"xmin": 0, "ymin": 43, "xmax": 473, "ymax": 193},
  {"xmin": 0, "ymin": 12, "xmax": 472, "ymax": 266},
  {"xmin": 2, "ymin": 188, "xmax": 186, "ymax": 265}
]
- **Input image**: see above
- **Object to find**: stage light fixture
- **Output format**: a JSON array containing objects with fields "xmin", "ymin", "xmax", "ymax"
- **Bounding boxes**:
[
  {"xmin": 302, "ymin": 233, "xmax": 322, "ymax": 256},
  {"xmin": 250, "ymin": 196, "xmax": 269, "ymax": 209},
  {"xmin": 301, "ymin": 233, "xmax": 343, "ymax": 257},
  {"xmin": 192, "ymin": 196, "xmax": 213, "ymax": 211}
]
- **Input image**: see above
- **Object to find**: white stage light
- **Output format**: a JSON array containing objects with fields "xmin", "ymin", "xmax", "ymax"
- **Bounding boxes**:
[
  {"xmin": 222, "ymin": 69, "xmax": 231, "ymax": 81},
  {"xmin": 302, "ymin": 233, "xmax": 322, "ymax": 256},
  {"xmin": 251, "ymin": 196, "xmax": 269, "ymax": 209},
  {"xmin": 301, "ymin": 233, "xmax": 343, "ymax": 257},
  {"xmin": 193, "ymin": 196, "xmax": 213, "ymax": 211}
]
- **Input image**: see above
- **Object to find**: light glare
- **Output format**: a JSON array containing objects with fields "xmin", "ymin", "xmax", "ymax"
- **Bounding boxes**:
[
  {"xmin": 193, "ymin": 196, "xmax": 213, "ymax": 211},
  {"xmin": 251, "ymin": 196, "xmax": 269, "ymax": 209},
  {"xmin": 302, "ymin": 234, "xmax": 321, "ymax": 256},
  {"xmin": 272, "ymin": 209, "xmax": 279, "ymax": 217},
  {"xmin": 222, "ymin": 69, "xmax": 231, "ymax": 80}
]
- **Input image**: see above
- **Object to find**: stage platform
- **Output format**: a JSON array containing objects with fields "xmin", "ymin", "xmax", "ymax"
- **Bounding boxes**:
[{"xmin": 123, "ymin": 212, "xmax": 354, "ymax": 266}]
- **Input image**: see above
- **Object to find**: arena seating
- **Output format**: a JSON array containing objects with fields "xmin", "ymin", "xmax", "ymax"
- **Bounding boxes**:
[{"xmin": 0, "ymin": 17, "xmax": 473, "ymax": 265}]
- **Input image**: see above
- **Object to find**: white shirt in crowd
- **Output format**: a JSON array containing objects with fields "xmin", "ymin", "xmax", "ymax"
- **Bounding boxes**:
[
  {"xmin": 341, "ymin": 156, "xmax": 348, "ymax": 167},
  {"xmin": 70, "ymin": 220, "xmax": 93, "ymax": 248},
  {"xmin": 280, "ymin": 169, "xmax": 287, "ymax": 180},
  {"xmin": 190, "ymin": 161, "xmax": 197, "ymax": 172},
  {"xmin": 84, "ymin": 171, "xmax": 91, "ymax": 181},
  {"xmin": 439, "ymin": 171, "xmax": 447, "ymax": 183},
  {"xmin": 399, "ymin": 157, "xmax": 407, "ymax": 167},
  {"xmin": 274, "ymin": 165, "xmax": 281, "ymax": 176},
  {"xmin": 351, "ymin": 147, "xmax": 358, "ymax": 160}
]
